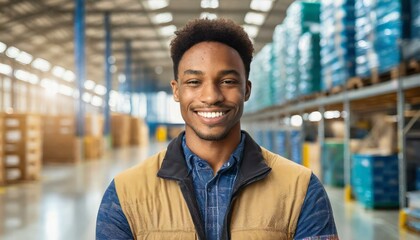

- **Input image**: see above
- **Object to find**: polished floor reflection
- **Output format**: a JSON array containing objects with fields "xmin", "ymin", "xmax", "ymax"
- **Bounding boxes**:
[{"xmin": 0, "ymin": 142, "xmax": 418, "ymax": 240}]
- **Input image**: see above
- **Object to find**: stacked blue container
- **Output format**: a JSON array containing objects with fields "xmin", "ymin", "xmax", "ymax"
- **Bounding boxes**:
[
  {"xmin": 298, "ymin": 32, "xmax": 321, "ymax": 95},
  {"xmin": 355, "ymin": 0, "xmax": 410, "ymax": 77},
  {"xmin": 416, "ymin": 166, "xmax": 420, "ymax": 190},
  {"xmin": 320, "ymin": 0, "xmax": 356, "ymax": 90},
  {"xmin": 273, "ymin": 130, "xmax": 288, "ymax": 158},
  {"xmin": 284, "ymin": 0, "xmax": 321, "ymax": 99},
  {"xmin": 272, "ymin": 24, "xmax": 287, "ymax": 105},
  {"xmin": 412, "ymin": 0, "xmax": 420, "ymax": 38},
  {"xmin": 247, "ymin": 44, "xmax": 273, "ymax": 112},
  {"xmin": 322, "ymin": 141, "xmax": 345, "ymax": 187},
  {"xmin": 352, "ymin": 154, "xmax": 399, "ymax": 208},
  {"xmin": 290, "ymin": 130, "xmax": 302, "ymax": 164}
]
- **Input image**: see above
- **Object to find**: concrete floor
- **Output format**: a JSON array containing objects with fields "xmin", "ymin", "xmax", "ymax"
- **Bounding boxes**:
[{"xmin": 0, "ymin": 143, "xmax": 418, "ymax": 240}]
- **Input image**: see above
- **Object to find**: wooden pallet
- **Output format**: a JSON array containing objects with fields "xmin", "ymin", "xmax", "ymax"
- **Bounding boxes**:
[{"xmin": 406, "ymin": 59, "xmax": 420, "ymax": 75}]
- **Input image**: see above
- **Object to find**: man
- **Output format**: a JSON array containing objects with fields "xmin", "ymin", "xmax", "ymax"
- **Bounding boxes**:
[{"xmin": 96, "ymin": 18, "xmax": 338, "ymax": 240}]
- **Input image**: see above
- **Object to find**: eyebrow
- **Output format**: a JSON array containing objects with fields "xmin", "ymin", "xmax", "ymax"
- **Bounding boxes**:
[
  {"xmin": 183, "ymin": 69, "xmax": 204, "ymax": 76},
  {"xmin": 217, "ymin": 69, "xmax": 240, "ymax": 78},
  {"xmin": 183, "ymin": 69, "xmax": 240, "ymax": 77}
]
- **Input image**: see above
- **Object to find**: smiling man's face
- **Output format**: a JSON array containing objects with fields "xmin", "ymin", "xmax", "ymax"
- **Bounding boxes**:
[{"xmin": 171, "ymin": 41, "xmax": 251, "ymax": 141}]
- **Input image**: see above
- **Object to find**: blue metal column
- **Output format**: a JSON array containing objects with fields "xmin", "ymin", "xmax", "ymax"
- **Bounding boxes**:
[
  {"xmin": 104, "ymin": 12, "xmax": 112, "ymax": 136},
  {"xmin": 318, "ymin": 106, "xmax": 325, "ymax": 182},
  {"xmin": 397, "ymin": 78, "xmax": 407, "ymax": 209},
  {"xmin": 74, "ymin": 0, "xmax": 86, "ymax": 137},
  {"xmin": 125, "ymin": 40, "xmax": 133, "ymax": 115}
]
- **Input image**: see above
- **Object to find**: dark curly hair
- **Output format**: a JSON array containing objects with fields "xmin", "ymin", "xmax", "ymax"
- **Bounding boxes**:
[{"xmin": 170, "ymin": 18, "xmax": 254, "ymax": 80}]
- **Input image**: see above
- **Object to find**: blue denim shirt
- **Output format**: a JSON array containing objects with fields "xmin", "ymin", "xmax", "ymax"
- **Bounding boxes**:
[
  {"xmin": 96, "ymin": 135, "xmax": 338, "ymax": 239},
  {"xmin": 182, "ymin": 134, "xmax": 245, "ymax": 240}
]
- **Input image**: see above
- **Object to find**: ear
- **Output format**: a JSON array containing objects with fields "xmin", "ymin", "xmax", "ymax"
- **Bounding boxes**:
[
  {"xmin": 171, "ymin": 80, "xmax": 180, "ymax": 102},
  {"xmin": 245, "ymin": 80, "xmax": 251, "ymax": 101}
]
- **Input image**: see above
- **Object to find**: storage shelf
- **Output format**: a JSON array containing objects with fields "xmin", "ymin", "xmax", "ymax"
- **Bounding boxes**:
[{"xmin": 243, "ymin": 74, "xmax": 420, "ymax": 121}]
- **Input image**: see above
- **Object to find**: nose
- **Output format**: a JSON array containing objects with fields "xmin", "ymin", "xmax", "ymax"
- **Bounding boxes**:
[{"xmin": 199, "ymin": 82, "xmax": 224, "ymax": 106}]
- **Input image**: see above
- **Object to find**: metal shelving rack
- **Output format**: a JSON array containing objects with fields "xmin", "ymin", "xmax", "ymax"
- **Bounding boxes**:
[{"xmin": 243, "ymin": 73, "xmax": 420, "ymax": 211}]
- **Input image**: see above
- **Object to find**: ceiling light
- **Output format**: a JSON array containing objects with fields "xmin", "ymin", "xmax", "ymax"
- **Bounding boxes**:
[
  {"xmin": 0, "ymin": 42, "xmax": 7, "ymax": 53},
  {"xmin": 94, "ymin": 84, "xmax": 107, "ymax": 95},
  {"xmin": 91, "ymin": 96, "xmax": 103, "ymax": 107},
  {"xmin": 31, "ymin": 58, "xmax": 51, "ymax": 72},
  {"xmin": 41, "ymin": 78, "xmax": 58, "ymax": 95},
  {"xmin": 291, "ymin": 115, "xmax": 303, "ymax": 127},
  {"xmin": 201, "ymin": 0, "xmax": 219, "ymax": 9},
  {"xmin": 15, "ymin": 51, "xmax": 33, "ymax": 65},
  {"xmin": 5, "ymin": 46, "xmax": 20, "ymax": 58},
  {"xmin": 250, "ymin": 0, "xmax": 273, "ymax": 12},
  {"xmin": 62, "ymin": 70, "xmax": 75, "ymax": 82},
  {"xmin": 0, "ymin": 63, "xmax": 13, "ymax": 76},
  {"xmin": 308, "ymin": 111, "xmax": 322, "ymax": 122},
  {"xmin": 145, "ymin": 0, "xmax": 169, "ymax": 10},
  {"xmin": 82, "ymin": 92, "xmax": 92, "ymax": 103},
  {"xmin": 200, "ymin": 12, "xmax": 218, "ymax": 20},
  {"xmin": 58, "ymin": 84, "xmax": 74, "ymax": 96},
  {"xmin": 15, "ymin": 69, "xmax": 30, "ymax": 82},
  {"xmin": 84, "ymin": 79, "xmax": 96, "ymax": 90},
  {"xmin": 242, "ymin": 25, "xmax": 259, "ymax": 38},
  {"xmin": 52, "ymin": 66, "xmax": 65, "ymax": 78},
  {"xmin": 244, "ymin": 12, "xmax": 266, "ymax": 26},
  {"xmin": 159, "ymin": 25, "xmax": 176, "ymax": 37},
  {"xmin": 152, "ymin": 12, "xmax": 173, "ymax": 24},
  {"xmin": 28, "ymin": 73, "xmax": 39, "ymax": 84},
  {"xmin": 324, "ymin": 110, "xmax": 341, "ymax": 119}
]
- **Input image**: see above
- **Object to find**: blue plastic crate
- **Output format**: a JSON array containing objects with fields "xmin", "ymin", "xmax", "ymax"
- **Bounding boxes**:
[
  {"xmin": 351, "ymin": 154, "xmax": 399, "ymax": 208},
  {"xmin": 274, "ymin": 130, "xmax": 288, "ymax": 158}
]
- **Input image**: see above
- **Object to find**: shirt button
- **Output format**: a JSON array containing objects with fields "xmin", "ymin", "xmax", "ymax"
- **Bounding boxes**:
[{"xmin": 198, "ymin": 162, "xmax": 204, "ymax": 168}]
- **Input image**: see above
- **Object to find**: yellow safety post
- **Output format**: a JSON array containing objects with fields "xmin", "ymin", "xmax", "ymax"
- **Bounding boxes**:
[
  {"xmin": 399, "ymin": 209, "xmax": 407, "ymax": 229},
  {"xmin": 156, "ymin": 125, "xmax": 168, "ymax": 142},
  {"xmin": 344, "ymin": 184, "xmax": 354, "ymax": 202}
]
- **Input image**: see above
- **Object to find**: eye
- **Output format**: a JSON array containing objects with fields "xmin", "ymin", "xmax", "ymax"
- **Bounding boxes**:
[
  {"xmin": 185, "ymin": 79, "xmax": 200, "ymax": 86},
  {"xmin": 221, "ymin": 79, "xmax": 238, "ymax": 85}
]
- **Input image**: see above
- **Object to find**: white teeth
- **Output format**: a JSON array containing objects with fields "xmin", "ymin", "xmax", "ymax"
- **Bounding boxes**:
[{"xmin": 198, "ymin": 112, "xmax": 225, "ymax": 118}]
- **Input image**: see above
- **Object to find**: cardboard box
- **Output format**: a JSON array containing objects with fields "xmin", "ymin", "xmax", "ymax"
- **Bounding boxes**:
[
  {"xmin": 0, "ymin": 114, "xmax": 4, "ymax": 185},
  {"xmin": 84, "ymin": 136, "xmax": 104, "ymax": 160},
  {"xmin": 85, "ymin": 114, "xmax": 104, "ymax": 137},
  {"xmin": 3, "ymin": 113, "xmax": 42, "ymax": 183},
  {"xmin": 111, "ymin": 114, "xmax": 130, "ymax": 148},
  {"xmin": 42, "ymin": 115, "xmax": 80, "ymax": 164},
  {"xmin": 130, "ymin": 117, "xmax": 149, "ymax": 146},
  {"xmin": 358, "ymin": 114, "xmax": 397, "ymax": 155}
]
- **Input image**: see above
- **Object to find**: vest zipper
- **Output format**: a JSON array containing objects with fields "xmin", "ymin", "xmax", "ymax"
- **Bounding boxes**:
[{"xmin": 221, "ymin": 168, "xmax": 272, "ymax": 240}]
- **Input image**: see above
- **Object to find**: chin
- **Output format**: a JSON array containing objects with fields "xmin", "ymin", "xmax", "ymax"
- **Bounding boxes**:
[{"xmin": 192, "ymin": 128, "xmax": 231, "ymax": 141}]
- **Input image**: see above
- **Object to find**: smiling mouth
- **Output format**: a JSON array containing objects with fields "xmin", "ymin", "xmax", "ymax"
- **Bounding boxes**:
[{"xmin": 197, "ymin": 111, "xmax": 227, "ymax": 119}]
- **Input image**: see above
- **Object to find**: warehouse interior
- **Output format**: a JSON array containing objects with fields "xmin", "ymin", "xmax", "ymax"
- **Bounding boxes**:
[{"xmin": 0, "ymin": 0, "xmax": 420, "ymax": 239}]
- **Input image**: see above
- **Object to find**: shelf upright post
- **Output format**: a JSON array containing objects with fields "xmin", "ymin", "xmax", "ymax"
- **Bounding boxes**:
[
  {"xmin": 318, "ymin": 106, "xmax": 325, "ymax": 182},
  {"xmin": 125, "ymin": 40, "xmax": 133, "ymax": 115},
  {"xmin": 343, "ymin": 90, "xmax": 352, "ymax": 201},
  {"xmin": 74, "ymin": 0, "xmax": 86, "ymax": 160},
  {"xmin": 104, "ymin": 12, "xmax": 112, "ymax": 146},
  {"xmin": 397, "ymin": 78, "xmax": 407, "ymax": 209}
]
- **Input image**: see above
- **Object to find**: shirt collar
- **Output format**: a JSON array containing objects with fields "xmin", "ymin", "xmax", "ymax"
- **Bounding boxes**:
[{"xmin": 182, "ymin": 132, "xmax": 246, "ymax": 171}]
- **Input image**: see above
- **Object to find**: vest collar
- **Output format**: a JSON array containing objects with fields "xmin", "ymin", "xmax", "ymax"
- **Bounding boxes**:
[{"xmin": 157, "ymin": 130, "xmax": 271, "ymax": 182}]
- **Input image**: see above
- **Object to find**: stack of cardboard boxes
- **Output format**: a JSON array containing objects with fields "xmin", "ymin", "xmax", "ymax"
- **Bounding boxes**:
[
  {"xmin": 3, "ymin": 114, "xmax": 42, "ymax": 183},
  {"xmin": 84, "ymin": 114, "xmax": 104, "ymax": 159},
  {"xmin": 0, "ymin": 114, "xmax": 4, "ymax": 185},
  {"xmin": 130, "ymin": 117, "xmax": 149, "ymax": 146},
  {"xmin": 111, "ymin": 114, "xmax": 130, "ymax": 148},
  {"xmin": 42, "ymin": 115, "xmax": 80, "ymax": 164}
]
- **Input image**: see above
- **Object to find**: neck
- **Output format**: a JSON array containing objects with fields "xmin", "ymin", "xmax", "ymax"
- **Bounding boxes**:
[{"xmin": 185, "ymin": 127, "xmax": 241, "ymax": 173}]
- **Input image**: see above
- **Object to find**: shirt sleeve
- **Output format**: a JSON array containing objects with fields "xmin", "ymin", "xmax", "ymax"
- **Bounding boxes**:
[
  {"xmin": 96, "ymin": 180, "xmax": 134, "ymax": 240},
  {"xmin": 294, "ymin": 173, "xmax": 338, "ymax": 240}
]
